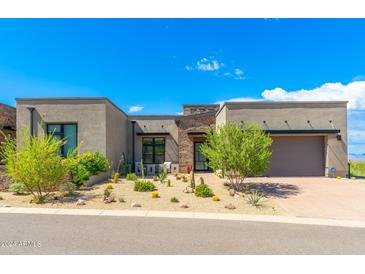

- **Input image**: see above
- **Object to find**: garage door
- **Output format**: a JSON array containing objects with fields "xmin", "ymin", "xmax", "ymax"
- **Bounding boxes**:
[{"xmin": 265, "ymin": 136, "xmax": 325, "ymax": 176}]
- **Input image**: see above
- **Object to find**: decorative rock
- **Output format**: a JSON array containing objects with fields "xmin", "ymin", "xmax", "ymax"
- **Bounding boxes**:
[
  {"xmin": 76, "ymin": 199, "xmax": 86, "ymax": 206},
  {"xmin": 183, "ymin": 186, "xmax": 194, "ymax": 193},
  {"xmin": 104, "ymin": 196, "xmax": 115, "ymax": 204},
  {"xmin": 180, "ymin": 203, "xmax": 189, "ymax": 208},
  {"xmin": 229, "ymin": 189, "xmax": 236, "ymax": 196},
  {"xmin": 131, "ymin": 202, "xmax": 141, "ymax": 208},
  {"xmin": 225, "ymin": 203, "xmax": 236, "ymax": 210}
]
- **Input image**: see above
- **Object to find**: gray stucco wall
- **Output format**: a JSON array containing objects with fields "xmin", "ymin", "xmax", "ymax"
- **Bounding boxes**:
[
  {"xmin": 16, "ymin": 98, "xmax": 108, "ymax": 155},
  {"xmin": 216, "ymin": 102, "xmax": 348, "ymax": 176},
  {"xmin": 105, "ymin": 101, "xmax": 129, "ymax": 170},
  {"xmin": 128, "ymin": 116, "xmax": 179, "ymax": 164}
]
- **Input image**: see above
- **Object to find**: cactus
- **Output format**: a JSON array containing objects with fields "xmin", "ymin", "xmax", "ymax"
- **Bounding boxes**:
[
  {"xmin": 141, "ymin": 159, "xmax": 145, "ymax": 178},
  {"xmin": 190, "ymin": 170, "xmax": 196, "ymax": 189},
  {"xmin": 166, "ymin": 179, "xmax": 171, "ymax": 187}
]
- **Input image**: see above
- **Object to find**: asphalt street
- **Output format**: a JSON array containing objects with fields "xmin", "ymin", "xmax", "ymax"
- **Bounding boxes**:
[{"xmin": 1, "ymin": 213, "xmax": 365, "ymax": 254}]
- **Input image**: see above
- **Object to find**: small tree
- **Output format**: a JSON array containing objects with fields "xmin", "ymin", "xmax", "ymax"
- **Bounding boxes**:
[
  {"xmin": 200, "ymin": 122, "xmax": 272, "ymax": 188},
  {"xmin": 0, "ymin": 130, "xmax": 68, "ymax": 203}
]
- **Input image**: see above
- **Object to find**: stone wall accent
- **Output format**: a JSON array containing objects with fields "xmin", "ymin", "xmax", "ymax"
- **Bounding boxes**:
[
  {"xmin": 176, "ymin": 112, "xmax": 216, "ymax": 173},
  {"xmin": 0, "ymin": 103, "xmax": 16, "ymax": 145}
]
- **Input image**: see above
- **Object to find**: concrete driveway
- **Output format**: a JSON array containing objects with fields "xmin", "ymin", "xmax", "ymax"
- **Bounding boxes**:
[{"xmin": 244, "ymin": 176, "xmax": 365, "ymax": 221}]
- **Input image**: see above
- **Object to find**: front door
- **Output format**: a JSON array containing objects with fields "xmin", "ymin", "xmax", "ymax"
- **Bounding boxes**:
[{"xmin": 194, "ymin": 142, "xmax": 209, "ymax": 171}]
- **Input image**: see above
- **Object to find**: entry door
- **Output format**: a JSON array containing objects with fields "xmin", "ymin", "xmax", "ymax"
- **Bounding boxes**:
[{"xmin": 194, "ymin": 142, "xmax": 209, "ymax": 171}]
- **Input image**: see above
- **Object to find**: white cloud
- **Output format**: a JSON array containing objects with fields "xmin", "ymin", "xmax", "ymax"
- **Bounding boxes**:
[
  {"xmin": 195, "ymin": 57, "xmax": 222, "ymax": 71},
  {"xmin": 176, "ymin": 111, "xmax": 183, "ymax": 115},
  {"xmin": 185, "ymin": 57, "xmax": 245, "ymax": 81},
  {"xmin": 128, "ymin": 105, "xmax": 144, "ymax": 113},
  {"xmin": 262, "ymin": 81, "xmax": 365, "ymax": 110},
  {"xmin": 233, "ymin": 68, "xmax": 245, "ymax": 80}
]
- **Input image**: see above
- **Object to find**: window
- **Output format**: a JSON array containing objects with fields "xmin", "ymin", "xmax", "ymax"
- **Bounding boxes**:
[
  {"xmin": 47, "ymin": 124, "xmax": 77, "ymax": 157},
  {"xmin": 142, "ymin": 137, "xmax": 165, "ymax": 164}
]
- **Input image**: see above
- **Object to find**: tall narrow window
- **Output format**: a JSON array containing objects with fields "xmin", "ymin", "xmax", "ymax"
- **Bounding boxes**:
[
  {"xmin": 142, "ymin": 137, "xmax": 165, "ymax": 164},
  {"xmin": 47, "ymin": 124, "xmax": 77, "ymax": 157}
]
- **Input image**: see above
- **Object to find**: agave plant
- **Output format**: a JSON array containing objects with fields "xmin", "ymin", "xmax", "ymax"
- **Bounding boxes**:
[{"xmin": 247, "ymin": 190, "xmax": 264, "ymax": 207}]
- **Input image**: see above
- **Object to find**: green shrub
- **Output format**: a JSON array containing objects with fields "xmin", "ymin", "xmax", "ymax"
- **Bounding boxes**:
[
  {"xmin": 247, "ymin": 190, "xmax": 264, "ymax": 207},
  {"xmin": 126, "ymin": 173, "xmax": 138, "ymax": 181},
  {"xmin": 9, "ymin": 182, "xmax": 27, "ymax": 195},
  {"xmin": 78, "ymin": 151, "xmax": 110, "ymax": 175},
  {"xmin": 182, "ymin": 176, "xmax": 188, "ymax": 183},
  {"xmin": 134, "ymin": 180, "xmax": 156, "ymax": 192},
  {"xmin": 65, "ymin": 151, "xmax": 110, "ymax": 187},
  {"xmin": 170, "ymin": 196, "xmax": 179, "ymax": 203},
  {"xmin": 195, "ymin": 184, "xmax": 214, "ymax": 197},
  {"xmin": 157, "ymin": 170, "xmax": 167, "ymax": 183},
  {"xmin": 1, "ymin": 130, "xmax": 68, "ymax": 203},
  {"xmin": 104, "ymin": 188, "xmax": 112, "ymax": 197},
  {"xmin": 349, "ymin": 161, "xmax": 365, "ymax": 177},
  {"xmin": 59, "ymin": 182, "xmax": 77, "ymax": 196}
]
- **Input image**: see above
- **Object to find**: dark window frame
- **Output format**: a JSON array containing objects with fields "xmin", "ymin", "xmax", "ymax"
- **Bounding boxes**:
[
  {"xmin": 46, "ymin": 123, "xmax": 78, "ymax": 157},
  {"xmin": 142, "ymin": 137, "xmax": 166, "ymax": 164}
]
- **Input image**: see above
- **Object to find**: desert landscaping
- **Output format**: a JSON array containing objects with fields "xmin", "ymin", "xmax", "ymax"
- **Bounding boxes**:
[{"xmin": 0, "ymin": 172, "xmax": 285, "ymax": 215}]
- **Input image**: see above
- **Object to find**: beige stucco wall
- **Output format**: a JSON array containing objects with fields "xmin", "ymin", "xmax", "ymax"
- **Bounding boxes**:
[
  {"xmin": 128, "ymin": 116, "xmax": 179, "ymax": 164},
  {"xmin": 216, "ymin": 102, "xmax": 348, "ymax": 176},
  {"xmin": 105, "ymin": 101, "xmax": 129, "ymax": 170},
  {"xmin": 16, "ymin": 98, "xmax": 108, "ymax": 155}
]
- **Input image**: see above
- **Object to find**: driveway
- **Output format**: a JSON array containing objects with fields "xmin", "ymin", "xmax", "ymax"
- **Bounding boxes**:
[{"xmin": 243, "ymin": 176, "xmax": 365, "ymax": 221}]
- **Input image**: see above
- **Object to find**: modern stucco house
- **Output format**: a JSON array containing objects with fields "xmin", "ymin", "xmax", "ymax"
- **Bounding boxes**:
[{"xmin": 16, "ymin": 98, "xmax": 348, "ymax": 177}]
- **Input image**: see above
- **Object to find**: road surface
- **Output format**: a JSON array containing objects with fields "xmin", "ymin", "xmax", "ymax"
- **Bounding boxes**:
[{"xmin": 1, "ymin": 213, "xmax": 365, "ymax": 254}]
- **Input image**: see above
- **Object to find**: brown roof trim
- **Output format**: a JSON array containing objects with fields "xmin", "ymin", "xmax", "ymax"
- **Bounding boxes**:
[
  {"xmin": 176, "ymin": 111, "xmax": 217, "ymax": 120},
  {"xmin": 182, "ymin": 104, "xmax": 220, "ymax": 107}
]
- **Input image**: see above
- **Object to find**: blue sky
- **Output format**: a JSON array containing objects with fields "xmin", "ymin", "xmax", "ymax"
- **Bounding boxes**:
[{"xmin": 0, "ymin": 19, "xmax": 365, "ymax": 156}]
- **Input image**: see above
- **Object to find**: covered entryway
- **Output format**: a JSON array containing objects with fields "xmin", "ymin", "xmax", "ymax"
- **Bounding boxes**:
[{"xmin": 265, "ymin": 136, "xmax": 325, "ymax": 176}]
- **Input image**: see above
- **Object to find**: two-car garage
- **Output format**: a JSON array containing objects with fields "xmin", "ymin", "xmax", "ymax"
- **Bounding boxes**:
[{"xmin": 265, "ymin": 136, "xmax": 325, "ymax": 177}]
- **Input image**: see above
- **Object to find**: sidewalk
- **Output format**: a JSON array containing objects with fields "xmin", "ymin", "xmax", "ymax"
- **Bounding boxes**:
[{"xmin": 1, "ymin": 206, "xmax": 365, "ymax": 228}]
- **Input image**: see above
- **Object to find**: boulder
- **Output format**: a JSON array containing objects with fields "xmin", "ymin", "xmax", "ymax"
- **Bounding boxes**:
[
  {"xmin": 131, "ymin": 202, "xmax": 141, "ymax": 208},
  {"xmin": 229, "ymin": 189, "xmax": 236, "ymax": 196},
  {"xmin": 225, "ymin": 203, "xmax": 236, "ymax": 210},
  {"xmin": 104, "ymin": 196, "xmax": 115, "ymax": 204},
  {"xmin": 180, "ymin": 203, "xmax": 189, "ymax": 208},
  {"xmin": 76, "ymin": 199, "xmax": 86, "ymax": 206}
]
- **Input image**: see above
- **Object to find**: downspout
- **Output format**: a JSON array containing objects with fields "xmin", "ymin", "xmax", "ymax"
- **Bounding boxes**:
[
  {"xmin": 27, "ymin": 107, "xmax": 35, "ymax": 137},
  {"xmin": 131, "ymin": 121, "xmax": 136, "ymax": 172}
]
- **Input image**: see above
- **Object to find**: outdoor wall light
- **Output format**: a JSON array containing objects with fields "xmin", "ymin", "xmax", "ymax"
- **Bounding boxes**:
[
  {"xmin": 307, "ymin": 120, "xmax": 310, "ymax": 123},
  {"xmin": 336, "ymin": 133, "xmax": 342, "ymax": 141},
  {"xmin": 284, "ymin": 120, "xmax": 288, "ymax": 123}
]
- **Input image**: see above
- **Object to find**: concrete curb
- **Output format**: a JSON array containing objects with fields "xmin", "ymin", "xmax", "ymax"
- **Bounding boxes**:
[{"xmin": 1, "ymin": 206, "xmax": 365, "ymax": 228}]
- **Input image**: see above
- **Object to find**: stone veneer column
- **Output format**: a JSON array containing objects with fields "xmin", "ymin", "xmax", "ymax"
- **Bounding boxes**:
[{"xmin": 177, "ymin": 113, "xmax": 216, "ymax": 173}]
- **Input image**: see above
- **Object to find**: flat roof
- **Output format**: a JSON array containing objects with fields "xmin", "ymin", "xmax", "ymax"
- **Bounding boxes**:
[
  {"xmin": 216, "ymin": 100, "xmax": 349, "ymax": 116},
  {"xmin": 16, "ymin": 97, "xmax": 128, "ymax": 117}
]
